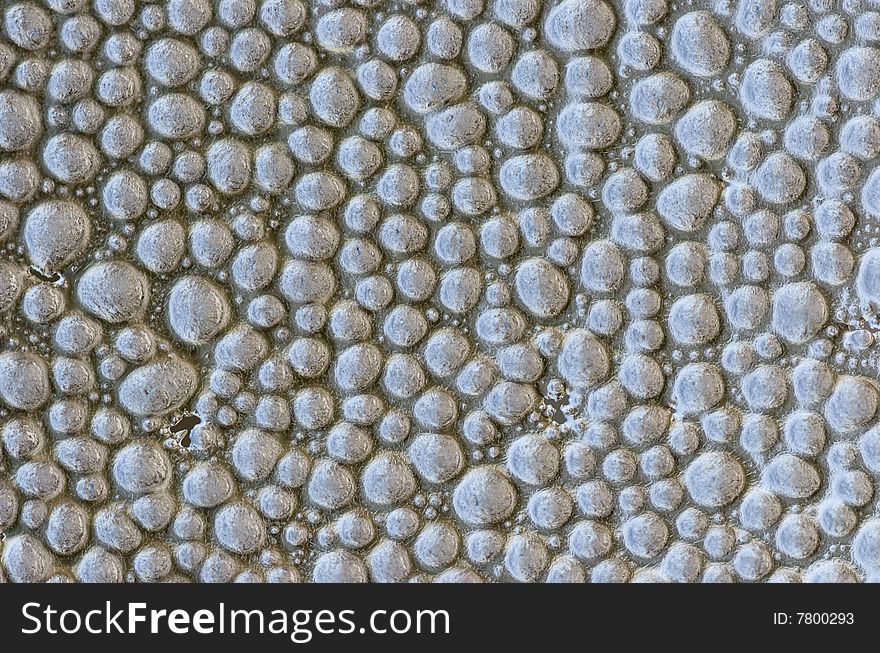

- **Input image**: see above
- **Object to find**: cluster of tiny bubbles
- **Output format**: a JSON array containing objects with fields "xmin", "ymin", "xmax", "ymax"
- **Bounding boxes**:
[{"xmin": 4, "ymin": 0, "xmax": 880, "ymax": 584}]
